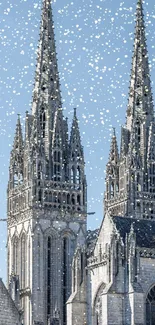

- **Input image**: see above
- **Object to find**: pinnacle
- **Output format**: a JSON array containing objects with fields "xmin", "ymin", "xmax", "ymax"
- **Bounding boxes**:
[
  {"xmin": 108, "ymin": 129, "xmax": 119, "ymax": 164},
  {"xmin": 13, "ymin": 114, "xmax": 23, "ymax": 151},
  {"xmin": 70, "ymin": 109, "xmax": 84, "ymax": 160}
]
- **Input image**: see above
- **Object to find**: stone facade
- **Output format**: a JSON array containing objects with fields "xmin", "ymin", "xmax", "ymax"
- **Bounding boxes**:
[
  {"xmin": 5, "ymin": 0, "xmax": 155, "ymax": 324},
  {"xmin": 68, "ymin": 1, "xmax": 155, "ymax": 325},
  {"xmin": 7, "ymin": 1, "xmax": 86, "ymax": 325}
]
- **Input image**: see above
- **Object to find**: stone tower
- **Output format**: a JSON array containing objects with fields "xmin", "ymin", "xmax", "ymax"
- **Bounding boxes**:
[
  {"xmin": 104, "ymin": 0, "xmax": 155, "ymax": 219},
  {"xmin": 7, "ymin": 1, "xmax": 87, "ymax": 325}
]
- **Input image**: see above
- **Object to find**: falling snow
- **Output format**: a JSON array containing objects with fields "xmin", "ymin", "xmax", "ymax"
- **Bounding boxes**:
[{"xmin": 0, "ymin": 0, "xmax": 155, "ymax": 282}]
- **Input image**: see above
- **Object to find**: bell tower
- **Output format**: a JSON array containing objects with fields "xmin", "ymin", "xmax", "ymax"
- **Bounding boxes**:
[
  {"xmin": 104, "ymin": 0, "xmax": 155, "ymax": 220},
  {"xmin": 7, "ymin": 1, "xmax": 87, "ymax": 324}
]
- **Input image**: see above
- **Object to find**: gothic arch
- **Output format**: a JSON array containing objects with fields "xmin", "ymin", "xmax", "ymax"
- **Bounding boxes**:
[
  {"xmin": 93, "ymin": 282, "xmax": 106, "ymax": 309},
  {"xmin": 146, "ymin": 284, "xmax": 155, "ymax": 325},
  {"xmin": 93, "ymin": 283, "xmax": 106, "ymax": 325},
  {"xmin": 21, "ymin": 233, "xmax": 26, "ymax": 288},
  {"xmin": 44, "ymin": 228, "xmax": 59, "ymax": 321},
  {"xmin": 60, "ymin": 228, "xmax": 76, "ymax": 239},
  {"xmin": 44, "ymin": 227, "xmax": 58, "ymax": 239},
  {"xmin": 11, "ymin": 234, "xmax": 19, "ymax": 275}
]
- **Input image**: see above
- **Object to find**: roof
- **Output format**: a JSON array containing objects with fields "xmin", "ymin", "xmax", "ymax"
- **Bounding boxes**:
[{"xmin": 112, "ymin": 216, "xmax": 155, "ymax": 248}]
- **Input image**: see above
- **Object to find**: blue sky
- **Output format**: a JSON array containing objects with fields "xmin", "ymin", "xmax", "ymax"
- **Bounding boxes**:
[{"xmin": 0, "ymin": 0, "xmax": 155, "ymax": 282}]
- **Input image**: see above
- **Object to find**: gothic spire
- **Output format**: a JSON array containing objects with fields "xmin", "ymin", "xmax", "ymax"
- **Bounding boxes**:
[
  {"xmin": 31, "ymin": 0, "xmax": 62, "ymax": 152},
  {"xmin": 70, "ymin": 108, "xmax": 84, "ymax": 162},
  {"xmin": 126, "ymin": 0, "xmax": 154, "ymax": 130},
  {"xmin": 13, "ymin": 115, "xmax": 23, "ymax": 153},
  {"xmin": 9, "ymin": 115, "xmax": 24, "ymax": 188},
  {"xmin": 108, "ymin": 128, "xmax": 119, "ymax": 165}
]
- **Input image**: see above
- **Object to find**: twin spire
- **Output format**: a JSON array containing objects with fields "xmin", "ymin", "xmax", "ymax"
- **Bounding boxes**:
[
  {"xmin": 11, "ymin": 0, "xmax": 84, "ymax": 178},
  {"xmin": 108, "ymin": 0, "xmax": 154, "ymax": 164},
  {"xmin": 126, "ymin": 0, "xmax": 154, "ymax": 130},
  {"xmin": 32, "ymin": 0, "xmax": 62, "ymax": 118}
]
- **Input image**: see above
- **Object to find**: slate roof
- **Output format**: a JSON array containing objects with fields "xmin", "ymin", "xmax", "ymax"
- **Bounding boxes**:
[{"xmin": 112, "ymin": 216, "xmax": 155, "ymax": 248}]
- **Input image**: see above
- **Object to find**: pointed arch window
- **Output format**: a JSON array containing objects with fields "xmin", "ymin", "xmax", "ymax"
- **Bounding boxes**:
[
  {"xmin": 13, "ymin": 237, "xmax": 18, "ymax": 275},
  {"xmin": 136, "ymin": 120, "xmax": 141, "ymax": 144},
  {"xmin": 146, "ymin": 285, "xmax": 155, "ymax": 325},
  {"xmin": 110, "ymin": 182, "xmax": 114, "ymax": 198},
  {"xmin": 14, "ymin": 173, "xmax": 18, "ymax": 187},
  {"xmin": 46, "ymin": 234, "xmax": 57, "ymax": 322},
  {"xmin": 136, "ymin": 96, "xmax": 140, "ymax": 107},
  {"xmin": 38, "ymin": 189, "xmax": 42, "ymax": 202},
  {"xmin": 137, "ymin": 173, "xmax": 141, "ymax": 192},
  {"xmin": 77, "ymin": 194, "xmax": 81, "ymax": 205},
  {"xmin": 40, "ymin": 107, "xmax": 46, "ymax": 138},
  {"xmin": 21, "ymin": 234, "xmax": 26, "ymax": 289},
  {"xmin": 72, "ymin": 194, "xmax": 75, "ymax": 205},
  {"xmin": 67, "ymin": 194, "xmax": 70, "ymax": 205},
  {"xmin": 76, "ymin": 166, "xmax": 80, "ymax": 184},
  {"xmin": 116, "ymin": 182, "xmax": 119, "ymax": 194},
  {"xmin": 47, "ymin": 237, "xmax": 51, "ymax": 321},
  {"xmin": 71, "ymin": 167, "xmax": 75, "ymax": 184},
  {"xmin": 38, "ymin": 162, "xmax": 42, "ymax": 180},
  {"xmin": 62, "ymin": 237, "xmax": 69, "ymax": 324}
]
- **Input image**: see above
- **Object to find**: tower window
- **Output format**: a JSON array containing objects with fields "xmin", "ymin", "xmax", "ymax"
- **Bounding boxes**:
[
  {"xmin": 47, "ymin": 237, "xmax": 51, "ymax": 320},
  {"xmin": 71, "ymin": 167, "xmax": 75, "ymax": 184},
  {"xmin": 76, "ymin": 167, "xmax": 80, "ymax": 184},
  {"xmin": 67, "ymin": 194, "xmax": 70, "ymax": 205},
  {"xmin": 77, "ymin": 194, "xmax": 81, "ymax": 205},
  {"xmin": 110, "ymin": 182, "xmax": 114, "ymax": 198},
  {"xmin": 40, "ymin": 107, "xmax": 46, "ymax": 138},
  {"xmin": 63, "ymin": 237, "xmax": 69, "ymax": 325},
  {"xmin": 146, "ymin": 285, "xmax": 155, "ymax": 325}
]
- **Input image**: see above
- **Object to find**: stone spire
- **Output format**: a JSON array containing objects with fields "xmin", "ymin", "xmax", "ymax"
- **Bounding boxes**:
[
  {"xmin": 31, "ymin": 0, "xmax": 62, "ymax": 154},
  {"xmin": 108, "ymin": 128, "xmax": 119, "ymax": 165},
  {"xmin": 126, "ymin": 0, "xmax": 154, "ymax": 131},
  {"xmin": 9, "ymin": 115, "xmax": 24, "ymax": 188},
  {"xmin": 69, "ymin": 108, "xmax": 84, "ymax": 162},
  {"xmin": 13, "ymin": 115, "xmax": 23, "ymax": 152}
]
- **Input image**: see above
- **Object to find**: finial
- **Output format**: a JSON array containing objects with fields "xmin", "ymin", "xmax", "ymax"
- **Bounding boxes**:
[
  {"xmin": 112, "ymin": 127, "xmax": 116, "ymax": 137},
  {"xmin": 74, "ymin": 107, "xmax": 77, "ymax": 116}
]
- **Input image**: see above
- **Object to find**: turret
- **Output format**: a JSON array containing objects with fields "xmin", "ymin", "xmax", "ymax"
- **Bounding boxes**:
[
  {"xmin": 9, "ymin": 115, "xmax": 24, "ymax": 190},
  {"xmin": 105, "ymin": 129, "xmax": 119, "ymax": 212},
  {"xmin": 69, "ymin": 108, "xmax": 84, "ymax": 185},
  {"xmin": 104, "ymin": 0, "xmax": 155, "ymax": 219}
]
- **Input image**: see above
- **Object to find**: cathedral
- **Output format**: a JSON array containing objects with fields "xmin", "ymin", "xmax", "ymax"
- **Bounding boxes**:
[{"xmin": 4, "ymin": 0, "xmax": 155, "ymax": 324}]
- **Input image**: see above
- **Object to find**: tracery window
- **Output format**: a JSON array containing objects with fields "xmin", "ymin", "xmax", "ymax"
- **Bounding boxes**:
[
  {"xmin": 13, "ymin": 237, "xmax": 18, "ymax": 274},
  {"xmin": 146, "ymin": 285, "xmax": 155, "ymax": 325},
  {"xmin": 21, "ymin": 234, "xmax": 26, "ymax": 289},
  {"xmin": 63, "ymin": 237, "xmax": 69, "ymax": 325}
]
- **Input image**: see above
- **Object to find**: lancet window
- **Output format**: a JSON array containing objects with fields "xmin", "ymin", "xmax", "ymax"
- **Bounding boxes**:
[
  {"xmin": 40, "ymin": 107, "xmax": 46, "ymax": 138},
  {"xmin": 146, "ymin": 285, "xmax": 155, "ymax": 325}
]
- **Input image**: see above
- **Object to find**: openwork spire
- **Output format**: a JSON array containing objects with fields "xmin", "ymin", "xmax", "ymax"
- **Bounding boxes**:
[
  {"xmin": 13, "ymin": 115, "xmax": 23, "ymax": 152},
  {"xmin": 126, "ymin": 0, "xmax": 154, "ymax": 130},
  {"xmin": 70, "ymin": 108, "xmax": 84, "ymax": 161},
  {"xmin": 32, "ymin": 0, "xmax": 62, "ymax": 121},
  {"xmin": 108, "ymin": 128, "xmax": 119, "ymax": 165}
]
